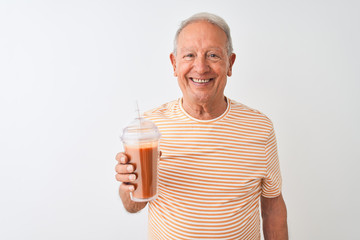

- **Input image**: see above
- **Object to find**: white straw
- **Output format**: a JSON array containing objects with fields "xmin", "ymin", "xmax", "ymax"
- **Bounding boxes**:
[{"xmin": 135, "ymin": 100, "xmax": 141, "ymax": 119}]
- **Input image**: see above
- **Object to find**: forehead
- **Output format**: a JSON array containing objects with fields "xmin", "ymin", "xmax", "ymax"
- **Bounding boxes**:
[{"xmin": 177, "ymin": 21, "xmax": 228, "ymax": 50}]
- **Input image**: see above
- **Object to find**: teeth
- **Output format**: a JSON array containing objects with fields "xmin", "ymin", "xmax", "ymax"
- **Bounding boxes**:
[{"xmin": 192, "ymin": 78, "xmax": 210, "ymax": 83}]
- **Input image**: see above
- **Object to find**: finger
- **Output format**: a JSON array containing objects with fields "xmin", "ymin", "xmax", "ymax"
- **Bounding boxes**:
[
  {"xmin": 115, "ymin": 173, "xmax": 137, "ymax": 182},
  {"xmin": 120, "ymin": 182, "xmax": 135, "ymax": 192},
  {"xmin": 115, "ymin": 163, "xmax": 134, "ymax": 174},
  {"xmin": 115, "ymin": 152, "xmax": 129, "ymax": 164}
]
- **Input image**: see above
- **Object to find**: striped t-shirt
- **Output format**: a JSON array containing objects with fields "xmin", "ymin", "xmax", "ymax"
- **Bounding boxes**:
[{"xmin": 144, "ymin": 97, "xmax": 282, "ymax": 240}]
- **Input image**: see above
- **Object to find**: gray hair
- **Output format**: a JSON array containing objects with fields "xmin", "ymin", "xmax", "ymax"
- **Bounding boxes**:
[{"xmin": 173, "ymin": 12, "xmax": 233, "ymax": 56}]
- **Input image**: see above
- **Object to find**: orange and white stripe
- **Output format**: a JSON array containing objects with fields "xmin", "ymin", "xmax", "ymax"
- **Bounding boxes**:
[{"xmin": 144, "ymin": 98, "xmax": 282, "ymax": 240}]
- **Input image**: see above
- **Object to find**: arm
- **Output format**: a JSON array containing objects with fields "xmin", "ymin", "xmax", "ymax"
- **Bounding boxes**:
[
  {"xmin": 261, "ymin": 193, "xmax": 288, "ymax": 240},
  {"xmin": 115, "ymin": 152, "xmax": 147, "ymax": 213}
]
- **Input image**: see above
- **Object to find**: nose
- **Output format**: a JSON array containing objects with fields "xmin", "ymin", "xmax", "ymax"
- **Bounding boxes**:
[{"xmin": 193, "ymin": 56, "xmax": 210, "ymax": 74}]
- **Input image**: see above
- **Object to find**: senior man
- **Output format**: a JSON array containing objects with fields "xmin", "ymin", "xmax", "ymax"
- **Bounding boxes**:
[{"xmin": 115, "ymin": 12, "xmax": 288, "ymax": 239}]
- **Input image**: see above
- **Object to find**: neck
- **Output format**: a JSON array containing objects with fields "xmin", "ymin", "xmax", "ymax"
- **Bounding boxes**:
[{"xmin": 182, "ymin": 96, "xmax": 227, "ymax": 120}]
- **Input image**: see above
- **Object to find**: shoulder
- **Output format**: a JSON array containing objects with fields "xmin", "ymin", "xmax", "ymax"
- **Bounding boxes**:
[
  {"xmin": 228, "ymin": 98, "xmax": 274, "ymax": 128},
  {"xmin": 143, "ymin": 99, "xmax": 180, "ymax": 121}
]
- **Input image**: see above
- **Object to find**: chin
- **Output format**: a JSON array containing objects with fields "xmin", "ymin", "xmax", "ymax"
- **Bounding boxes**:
[{"xmin": 192, "ymin": 94, "xmax": 213, "ymax": 103}]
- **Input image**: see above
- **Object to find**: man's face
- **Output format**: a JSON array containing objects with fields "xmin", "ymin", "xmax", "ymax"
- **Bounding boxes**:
[{"xmin": 170, "ymin": 21, "xmax": 236, "ymax": 105}]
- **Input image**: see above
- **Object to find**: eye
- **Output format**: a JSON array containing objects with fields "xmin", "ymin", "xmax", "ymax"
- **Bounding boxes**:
[
  {"xmin": 184, "ymin": 53, "xmax": 194, "ymax": 59},
  {"xmin": 208, "ymin": 53, "xmax": 220, "ymax": 59}
]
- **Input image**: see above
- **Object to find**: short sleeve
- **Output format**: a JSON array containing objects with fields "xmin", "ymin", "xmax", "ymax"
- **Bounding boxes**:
[{"xmin": 261, "ymin": 125, "xmax": 282, "ymax": 198}]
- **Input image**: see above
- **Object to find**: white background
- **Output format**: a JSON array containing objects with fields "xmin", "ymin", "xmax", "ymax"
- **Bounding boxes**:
[{"xmin": 1, "ymin": 0, "xmax": 359, "ymax": 239}]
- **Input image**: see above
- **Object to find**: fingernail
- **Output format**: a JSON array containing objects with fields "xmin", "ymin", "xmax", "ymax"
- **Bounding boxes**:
[
  {"xmin": 127, "ymin": 165, "xmax": 133, "ymax": 172},
  {"xmin": 129, "ymin": 174, "xmax": 136, "ymax": 181},
  {"xmin": 129, "ymin": 185, "xmax": 134, "ymax": 192},
  {"xmin": 120, "ymin": 156, "xmax": 126, "ymax": 163}
]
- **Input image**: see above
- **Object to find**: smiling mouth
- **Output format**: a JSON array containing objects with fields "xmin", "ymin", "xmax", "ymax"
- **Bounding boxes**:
[{"xmin": 190, "ymin": 78, "xmax": 214, "ymax": 83}]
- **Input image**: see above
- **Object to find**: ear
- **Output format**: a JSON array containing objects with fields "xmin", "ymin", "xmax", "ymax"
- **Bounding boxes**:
[
  {"xmin": 227, "ymin": 53, "xmax": 236, "ymax": 77},
  {"xmin": 170, "ymin": 53, "xmax": 177, "ymax": 77}
]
